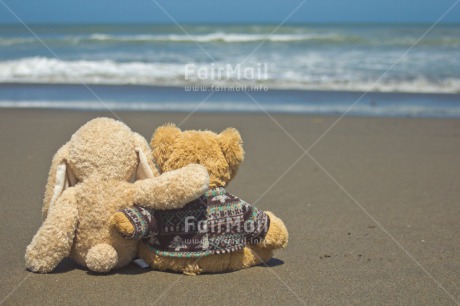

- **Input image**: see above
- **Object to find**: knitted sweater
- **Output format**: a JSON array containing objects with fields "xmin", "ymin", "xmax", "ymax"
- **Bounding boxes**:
[{"xmin": 119, "ymin": 187, "xmax": 270, "ymax": 258}]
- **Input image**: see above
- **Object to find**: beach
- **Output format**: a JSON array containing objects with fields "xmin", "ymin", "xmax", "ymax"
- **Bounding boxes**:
[{"xmin": 1, "ymin": 109, "xmax": 459, "ymax": 305}]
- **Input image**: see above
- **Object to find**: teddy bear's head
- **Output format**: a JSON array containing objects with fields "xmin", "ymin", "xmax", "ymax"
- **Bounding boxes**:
[{"xmin": 151, "ymin": 124, "xmax": 244, "ymax": 188}]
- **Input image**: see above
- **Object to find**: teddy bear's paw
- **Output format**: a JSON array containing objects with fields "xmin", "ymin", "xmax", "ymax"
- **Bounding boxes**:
[
  {"xmin": 111, "ymin": 212, "xmax": 135, "ymax": 238},
  {"xmin": 260, "ymin": 211, "xmax": 289, "ymax": 250},
  {"xmin": 183, "ymin": 264, "xmax": 202, "ymax": 276}
]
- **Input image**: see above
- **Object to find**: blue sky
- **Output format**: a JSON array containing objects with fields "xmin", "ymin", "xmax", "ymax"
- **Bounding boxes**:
[{"xmin": 0, "ymin": 0, "xmax": 459, "ymax": 24}]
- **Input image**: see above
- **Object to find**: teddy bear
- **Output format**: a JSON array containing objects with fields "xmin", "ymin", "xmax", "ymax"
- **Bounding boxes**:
[
  {"xmin": 25, "ymin": 118, "xmax": 209, "ymax": 273},
  {"xmin": 112, "ymin": 124, "xmax": 288, "ymax": 275}
]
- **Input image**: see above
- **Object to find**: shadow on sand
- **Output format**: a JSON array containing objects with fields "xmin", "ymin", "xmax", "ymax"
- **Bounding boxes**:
[{"xmin": 30, "ymin": 256, "xmax": 285, "ymax": 276}]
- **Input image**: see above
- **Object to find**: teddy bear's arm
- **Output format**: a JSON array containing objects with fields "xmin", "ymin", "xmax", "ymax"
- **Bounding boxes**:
[
  {"xmin": 111, "ymin": 211, "xmax": 136, "ymax": 238},
  {"xmin": 112, "ymin": 207, "xmax": 156, "ymax": 240},
  {"xmin": 133, "ymin": 164, "xmax": 209, "ymax": 210},
  {"xmin": 25, "ymin": 188, "xmax": 78, "ymax": 273}
]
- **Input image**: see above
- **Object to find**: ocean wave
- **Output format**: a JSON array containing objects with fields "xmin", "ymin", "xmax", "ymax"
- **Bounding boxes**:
[
  {"xmin": 0, "ymin": 37, "xmax": 37, "ymax": 46},
  {"xmin": 1, "ymin": 100, "xmax": 459, "ymax": 118},
  {"xmin": 86, "ymin": 32, "xmax": 346, "ymax": 43},
  {"xmin": 0, "ymin": 57, "xmax": 459, "ymax": 94},
  {"xmin": 85, "ymin": 33, "xmax": 460, "ymax": 46},
  {"xmin": 0, "ymin": 33, "xmax": 347, "ymax": 46},
  {"xmin": 0, "ymin": 31, "xmax": 460, "ymax": 48},
  {"xmin": 0, "ymin": 57, "xmax": 185, "ymax": 84},
  {"xmin": 2, "ymin": 32, "xmax": 459, "ymax": 47},
  {"xmin": 272, "ymin": 78, "xmax": 460, "ymax": 94}
]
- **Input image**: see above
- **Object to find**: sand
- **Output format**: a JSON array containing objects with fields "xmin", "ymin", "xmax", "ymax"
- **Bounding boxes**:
[{"xmin": 0, "ymin": 109, "xmax": 459, "ymax": 305}]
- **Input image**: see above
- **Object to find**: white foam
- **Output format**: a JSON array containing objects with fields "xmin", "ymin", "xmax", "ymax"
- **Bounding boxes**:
[
  {"xmin": 0, "ymin": 32, "xmax": 348, "ymax": 47},
  {"xmin": 0, "ymin": 57, "xmax": 186, "ymax": 85},
  {"xmin": 86, "ymin": 32, "xmax": 341, "ymax": 43},
  {"xmin": 0, "ymin": 57, "xmax": 459, "ymax": 94}
]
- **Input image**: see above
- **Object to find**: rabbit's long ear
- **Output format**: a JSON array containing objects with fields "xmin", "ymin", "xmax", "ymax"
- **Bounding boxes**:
[
  {"xmin": 132, "ymin": 132, "xmax": 159, "ymax": 180},
  {"xmin": 42, "ymin": 144, "xmax": 78, "ymax": 220},
  {"xmin": 134, "ymin": 148, "xmax": 156, "ymax": 180}
]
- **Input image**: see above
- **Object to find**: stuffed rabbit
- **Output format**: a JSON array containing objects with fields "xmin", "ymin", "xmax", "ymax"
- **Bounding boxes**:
[{"xmin": 25, "ymin": 118, "xmax": 209, "ymax": 273}]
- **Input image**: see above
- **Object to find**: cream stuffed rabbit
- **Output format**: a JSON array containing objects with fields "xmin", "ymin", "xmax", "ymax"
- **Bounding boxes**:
[{"xmin": 25, "ymin": 118, "xmax": 209, "ymax": 273}]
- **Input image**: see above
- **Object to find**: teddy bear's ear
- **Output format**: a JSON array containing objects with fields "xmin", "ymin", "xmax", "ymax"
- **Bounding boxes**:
[
  {"xmin": 151, "ymin": 123, "xmax": 182, "ymax": 170},
  {"xmin": 218, "ymin": 128, "xmax": 245, "ymax": 173}
]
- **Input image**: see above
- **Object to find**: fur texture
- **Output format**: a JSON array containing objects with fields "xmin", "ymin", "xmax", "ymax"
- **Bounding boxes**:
[
  {"xmin": 114, "ymin": 124, "xmax": 288, "ymax": 275},
  {"xmin": 151, "ymin": 125, "xmax": 244, "ymax": 188},
  {"xmin": 25, "ymin": 118, "xmax": 209, "ymax": 273}
]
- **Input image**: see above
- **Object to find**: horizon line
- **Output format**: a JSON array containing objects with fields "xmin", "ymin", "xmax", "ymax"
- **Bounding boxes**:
[{"xmin": 1, "ymin": 21, "xmax": 460, "ymax": 26}]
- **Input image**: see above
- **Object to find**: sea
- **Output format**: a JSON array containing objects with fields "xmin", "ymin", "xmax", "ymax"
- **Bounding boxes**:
[{"xmin": 0, "ymin": 23, "xmax": 459, "ymax": 117}]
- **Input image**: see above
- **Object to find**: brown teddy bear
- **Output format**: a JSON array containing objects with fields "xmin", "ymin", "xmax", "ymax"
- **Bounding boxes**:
[
  {"xmin": 112, "ymin": 124, "xmax": 288, "ymax": 275},
  {"xmin": 25, "ymin": 118, "xmax": 209, "ymax": 273}
]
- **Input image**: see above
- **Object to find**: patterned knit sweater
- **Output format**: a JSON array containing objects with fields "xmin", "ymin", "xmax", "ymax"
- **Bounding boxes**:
[{"xmin": 119, "ymin": 187, "xmax": 270, "ymax": 258}]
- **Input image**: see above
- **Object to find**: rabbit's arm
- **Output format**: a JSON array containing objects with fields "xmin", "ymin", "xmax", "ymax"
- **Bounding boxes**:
[
  {"xmin": 25, "ymin": 188, "xmax": 78, "ymax": 273},
  {"xmin": 133, "ymin": 164, "xmax": 209, "ymax": 210}
]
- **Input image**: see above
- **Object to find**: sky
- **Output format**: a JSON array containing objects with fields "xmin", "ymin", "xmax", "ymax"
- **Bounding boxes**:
[{"xmin": 0, "ymin": 0, "xmax": 459, "ymax": 24}]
